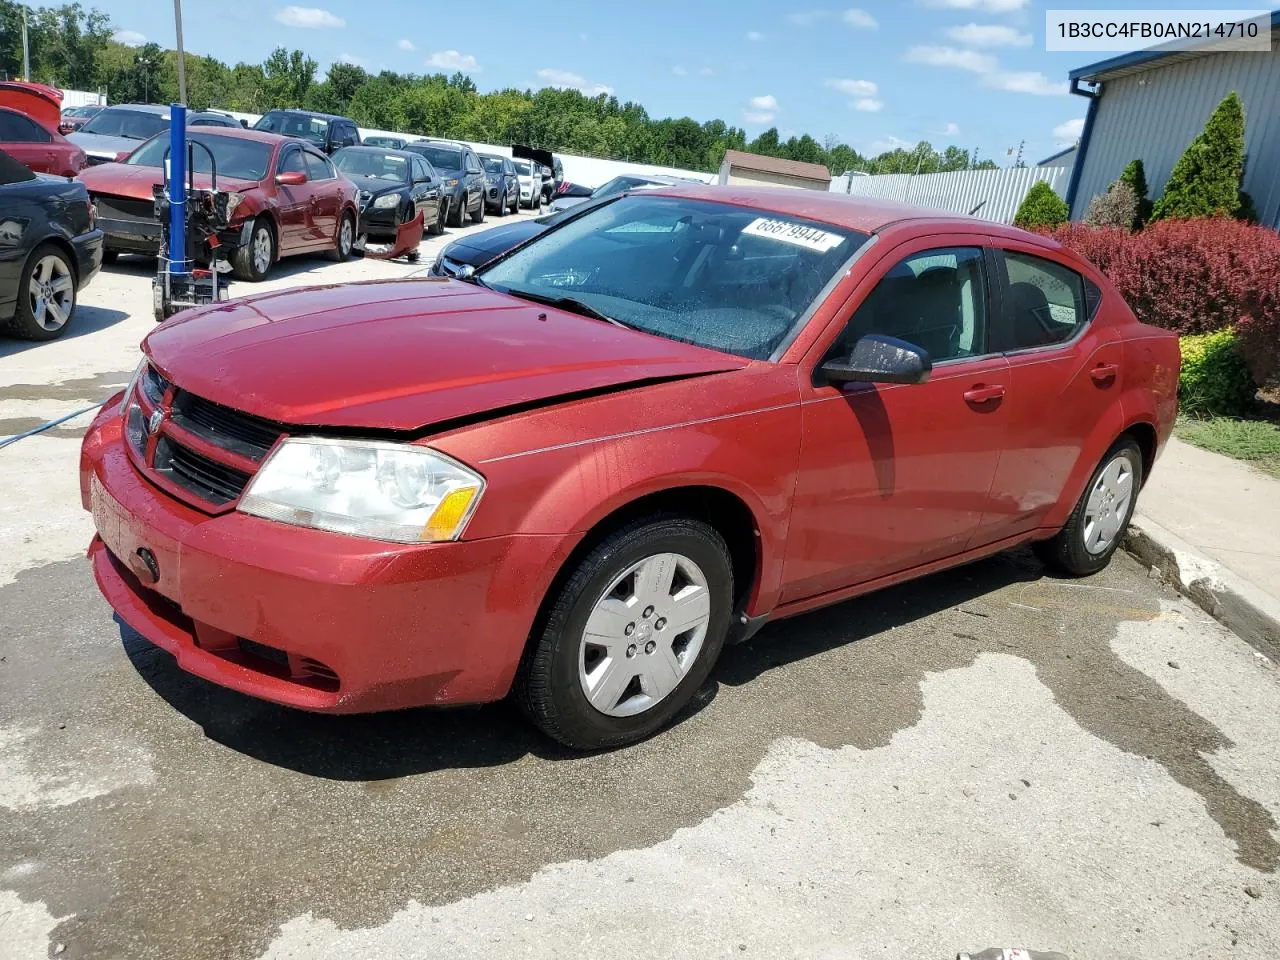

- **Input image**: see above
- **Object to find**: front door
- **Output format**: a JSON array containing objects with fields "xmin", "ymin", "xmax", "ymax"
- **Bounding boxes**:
[
  {"xmin": 303, "ymin": 150, "xmax": 340, "ymax": 246},
  {"xmin": 273, "ymin": 146, "xmax": 309, "ymax": 253},
  {"xmin": 781, "ymin": 240, "xmax": 1012, "ymax": 602}
]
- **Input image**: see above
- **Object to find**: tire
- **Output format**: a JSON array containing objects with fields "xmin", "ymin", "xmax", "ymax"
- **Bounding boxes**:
[
  {"xmin": 428, "ymin": 202, "xmax": 445, "ymax": 236},
  {"xmin": 469, "ymin": 193, "xmax": 485, "ymax": 224},
  {"xmin": 232, "ymin": 218, "xmax": 274, "ymax": 282},
  {"xmin": 516, "ymin": 516, "xmax": 733, "ymax": 750},
  {"xmin": 2, "ymin": 243, "xmax": 76, "ymax": 341},
  {"xmin": 101, "ymin": 250, "xmax": 118, "ymax": 265},
  {"xmin": 1035, "ymin": 437, "xmax": 1143, "ymax": 577},
  {"xmin": 508, "ymin": 190, "xmax": 518, "ymax": 214},
  {"xmin": 496, "ymin": 191, "xmax": 508, "ymax": 217},
  {"xmin": 328, "ymin": 211, "xmax": 355, "ymax": 262},
  {"xmin": 447, "ymin": 193, "xmax": 466, "ymax": 228}
]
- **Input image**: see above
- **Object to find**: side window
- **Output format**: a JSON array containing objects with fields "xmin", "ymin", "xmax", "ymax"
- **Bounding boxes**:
[
  {"xmin": 998, "ymin": 251, "xmax": 1087, "ymax": 351},
  {"xmin": 304, "ymin": 151, "xmax": 334, "ymax": 181},
  {"xmin": 278, "ymin": 147, "xmax": 305, "ymax": 175},
  {"xmin": 0, "ymin": 112, "xmax": 51, "ymax": 142},
  {"xmin": 466, "ymin": 152, "xmax": 481, "ymax": 174},
  {"xmin": 829, "ymin": 247, "xmax": 989, "ymax": 364}
]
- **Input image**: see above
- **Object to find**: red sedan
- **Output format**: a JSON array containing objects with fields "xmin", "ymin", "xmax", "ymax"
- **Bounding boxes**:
[
  {"xmin": 0, "ymin": 106, "xmax": 86, "ymax": 177},
  {"xmin": 80, "ymin": 186, "xmax": 1179, "ymax": 749},
  {"xmin": 77, "ymin": 127, "xmax": 359, "ymax": 280}
]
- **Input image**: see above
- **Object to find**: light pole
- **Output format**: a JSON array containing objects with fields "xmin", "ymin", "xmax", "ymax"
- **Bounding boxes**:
[{"xmin": 173, "ymin": 0, "xmax": 187, "ymax": 103}]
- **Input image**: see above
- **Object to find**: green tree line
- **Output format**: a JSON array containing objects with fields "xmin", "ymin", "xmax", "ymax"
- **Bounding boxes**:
[{"xmin": 2, "ymin": 1, "xmax": 998, "ymax": 175}]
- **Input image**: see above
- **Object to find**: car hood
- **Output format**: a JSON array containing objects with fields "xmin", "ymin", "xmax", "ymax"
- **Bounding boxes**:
[
  {"xmin": 142, "ymin": 278, "xmax": 748, "ymax": 431},
  {"xmin": 444, "ymin": 220, "xmax": 547, "ymax": 264},
  {"xmin": 346, "ymin": 174, "xmax": 407, "ymax": 195},
  {"xmin": 79, "ymin": 163, "xmax": 259, "ymax": 200},
  {"xmin": 66, "ymin": 131, "xmax": 149, "ymax": 159}
]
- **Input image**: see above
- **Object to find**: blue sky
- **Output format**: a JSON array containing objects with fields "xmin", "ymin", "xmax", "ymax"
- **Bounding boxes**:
[{"xmin": 94, "ymin": 0, "xmax": 1228, "ymax": 167}]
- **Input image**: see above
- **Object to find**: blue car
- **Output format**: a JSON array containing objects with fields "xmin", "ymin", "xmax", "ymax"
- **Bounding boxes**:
[
  {"xmin": 403, "ymin": 139, "xmax": 487, "ymax": 228},
  {"xmin": 478, "ymin": 153, "xmax": 519, "ymax": 216}
]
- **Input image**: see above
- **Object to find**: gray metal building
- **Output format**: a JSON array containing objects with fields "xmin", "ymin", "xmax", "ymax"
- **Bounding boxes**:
[{"xmin": 1066, "ymin": 10, "xmax": 1280, "ymax": 229}]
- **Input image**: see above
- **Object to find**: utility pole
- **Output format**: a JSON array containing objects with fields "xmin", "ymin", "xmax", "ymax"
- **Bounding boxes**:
[
  {"xmin": 173, "ymin": 0, "xmax": 187, "ymax": 103},
  {"xmin": 21, "ymin": 8, "xmax": 31, "ymax": 81}
]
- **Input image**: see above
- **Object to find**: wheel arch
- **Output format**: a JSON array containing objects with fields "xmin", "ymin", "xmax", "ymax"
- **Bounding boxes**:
[{"xmin": 26, "ymin": 234, "xmax": 79, "ymax": 284}]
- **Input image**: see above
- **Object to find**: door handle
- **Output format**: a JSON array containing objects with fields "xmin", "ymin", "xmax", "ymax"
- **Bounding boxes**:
[
  {"xmin": 963, "ymin": 384, "xmax": 1006, "ymax": 404},
  {"xmin": 1091, "ymin": 362, "xmax": 1120, "ymax": 384}
]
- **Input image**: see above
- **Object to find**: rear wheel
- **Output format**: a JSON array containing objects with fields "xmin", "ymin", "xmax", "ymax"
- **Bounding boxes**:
[
  {"xmin": 328, "ymin": 211, "xmax": 355, "ymax": 262},
  {"xmin": 232, "ymin": 217, "xmax": 273, "ymax": 282},
  {"xmin": 1035, "ymin": 437, "xmax": 1143, "ymax": 577},
  {"xmin": 2, "ymin": 244, "xmax": 76, "ymax": 341},
  {"xmin": 516, "ymin": 517, "xmax": 732, "ymax": 750}
]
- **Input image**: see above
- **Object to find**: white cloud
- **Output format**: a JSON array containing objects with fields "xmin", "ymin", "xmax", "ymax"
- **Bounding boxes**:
[
  {"xmin": 397, "ymin": 38, "xmax": 415, "ymax": 51},
  {"xmin": 746, "ymin": 30, "xmax": 765, "ymax": 41},
  {"xmin": 744, "ymin": 95, "xmax": 778, "ymax": 124},
  {"xmin": 427, "ymin": 50, "xmax": 480, "ymax": 73},
  {"xmin": 869, "ymin": 135, "xmax": 911, "ymax": 154},
  {"xmin": 904, "ymin": 45, "xmax": 998, "ymax": 73},
  {"xmin": 826, "ymin": 78, "xmax": 878, "ymax": 98},
  {"xmin": 336, "ymin": 53, "xmax": 364, "ymax": 67},
  {"xmin": 984, "ymin": 70, "xmax": 1066, "ymax": 95},
  {"xmin": 944, "ymin": 22, "xmax": 1032, "ymax": 46},
  {"xmin": 274, "ymin": 5, "xmax": 345, "ymax": 28},
  {"xmin": 943, "ymin": 121, "xmax": 961, "ymax": 136},
  {"xmin": 699, "ymin": 67, "xmax": 714, "ymax": 76},
  {"xmin": 854, "ymin": 98, "xmax": 883, "ymax": 112},
  {"xmin": 112, "ymin": 29, "xmax": 145, "ymax": 46},
  {"xmin": 750, "ymin": 94, "xmax": 778, "ymax": 110},
  {"xmin": 925, "ymin": 0, "xmax": 1028, "ymax": 11},
  {"xmin": 843, "ymin": 8, "xmax": 878, "ymax": 28},
  {"xmin": 536, "ymin": 68, "xmax": 613, "ymax": 96},
  {"xmin": 1052, "ymin": 117, "xmax": 1086, "ymax": 144},
  {"xmin": 673, "ymin": 65, "xmax": 688, "ymax": 76}
]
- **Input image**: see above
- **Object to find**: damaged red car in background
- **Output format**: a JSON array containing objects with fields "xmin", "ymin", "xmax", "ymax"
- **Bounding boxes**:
[
  {"xmin": 78, "ymin": 126, "xmax": 359, "ymax": 280},
  {"xmin": 80, "ymin": 186, "xmax": 1179, "ymax": 749}
]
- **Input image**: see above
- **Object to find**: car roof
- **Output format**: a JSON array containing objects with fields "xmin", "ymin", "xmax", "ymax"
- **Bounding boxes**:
[
  {"xmin": 336, "ymin": 145, "xmax": 418, "ymax": 157},
  {"xmin": 182, "ymin": 125, "xmax": 291, "ymax": 146},
  {"xmin": 101, "ymin": 103, "xmax": 171, "ymax": 115},
  {"xmin": 416, "ymin": 138, "xmax": 467, "ymax": 148},
  {"xmin": 262, "ymin": 109, "xmax": 350, "ymax": 121},
  {"xmin": 646, "ymin": 183, "xmax": 1052, "ymax": 241}
]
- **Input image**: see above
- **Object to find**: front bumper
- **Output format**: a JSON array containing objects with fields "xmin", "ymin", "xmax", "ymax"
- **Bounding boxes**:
[
  {"xmin": 80, "ymin": 403, "xmax": 568, "ymax": 714},
  {"xmin": 357, "ymin": 204, "xmax": 400, "ymax": 238}
]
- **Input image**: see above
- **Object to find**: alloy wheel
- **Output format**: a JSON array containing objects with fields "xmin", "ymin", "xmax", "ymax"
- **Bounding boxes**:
[
  {"xmin": 252, "ymin": 226, "xmax": 272, "ymax": 275},
  {"xmin": 578, "ymin": 552, "xmax": 711, "ymax": 717},
  {"xmin": 339, "ymin": 216, "xmax": 353, "ymax": 256},
  {"xmin": 27, "ymin": 254, "xmax": 74, "ymax": 332},
  {"xmin": 1083, "ymin": 455, "xmax": 1134, "ymax": 555}
]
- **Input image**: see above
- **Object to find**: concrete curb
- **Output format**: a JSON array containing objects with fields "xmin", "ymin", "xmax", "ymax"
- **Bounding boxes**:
[{"xmin": 1124, "ymin": 513, "xmax": 1280, "ymax": 662}]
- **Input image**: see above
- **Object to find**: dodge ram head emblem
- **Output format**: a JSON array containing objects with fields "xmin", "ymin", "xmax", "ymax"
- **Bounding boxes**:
[{"xmin": 147, "ymin": 409, "xmax": 165, "ymax": 435}]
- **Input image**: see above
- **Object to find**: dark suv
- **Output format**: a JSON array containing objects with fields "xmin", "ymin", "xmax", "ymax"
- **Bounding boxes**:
[
  {"xmin": 404, "ymin": 139, "xmax": 486, "ymax": 227},
  {"xmin": 252, "ymin": 110, "xmax": 360, "ymax": 155}
]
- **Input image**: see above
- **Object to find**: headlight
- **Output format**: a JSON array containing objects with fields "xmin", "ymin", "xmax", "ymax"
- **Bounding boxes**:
[
  {"xmin": 120, "ymin": 359, "xmax": 146, "ymax": 414},
  {"xmin": 239, "ymin": 438, "xmax": 485, "ymax": 543},
  {"xmin": 225, "ymin": 192, "xmax": 246, "ymax": 219},
  {"xmin": 445, "ymin": 177, "xmax": 459, "ymax": 187},
  {"xmin": 372, "ymin": 193, "xmax": 401, "ymax": 209}
]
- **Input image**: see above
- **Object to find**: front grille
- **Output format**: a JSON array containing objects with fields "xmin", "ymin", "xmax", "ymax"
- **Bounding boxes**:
[
  {"xmin": 170, "ymin": 391, "xmax": 283, "ymax": 463},
  {"xmin": 438, "ymin": 256, "xmax": 464, "ymax": 277},
  {"xmin": 94, "ymin": 194, "xmax": 156, "ymax": 223},
  {"xmin": 153, "ymin": 435, "xmax": 251, "ymax": 506}
]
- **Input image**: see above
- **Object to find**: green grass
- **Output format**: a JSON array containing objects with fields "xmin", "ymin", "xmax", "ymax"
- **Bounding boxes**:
[{"xmin": 1177, "ymin": 417, "xmax": 1280, "ymax": 479}]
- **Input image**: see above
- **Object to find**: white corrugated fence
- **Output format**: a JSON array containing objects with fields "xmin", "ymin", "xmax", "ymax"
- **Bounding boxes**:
[{"xmin": 829, "ymin": 168, "xmax": 1070, "ymax": 224}]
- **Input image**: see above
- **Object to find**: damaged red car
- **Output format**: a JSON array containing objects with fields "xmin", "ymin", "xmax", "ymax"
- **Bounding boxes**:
[
  {"xmin": 80, "ymin": 186, "xmax": 1179, "ymax": 749},
  {"xmin": 78, "ymin": 126, "xmax": 359, "ymax": 280}
]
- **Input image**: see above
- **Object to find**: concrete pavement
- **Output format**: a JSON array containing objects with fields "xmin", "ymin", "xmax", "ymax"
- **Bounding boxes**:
[{"xmin": 1130, "ymin": 436, "xmax": 1280, "ymax": 658}]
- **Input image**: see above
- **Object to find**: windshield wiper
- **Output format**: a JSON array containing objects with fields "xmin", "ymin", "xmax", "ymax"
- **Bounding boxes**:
[{"xmin": 496, "ymin": 287, "xmax": 631, "ymax": 329}]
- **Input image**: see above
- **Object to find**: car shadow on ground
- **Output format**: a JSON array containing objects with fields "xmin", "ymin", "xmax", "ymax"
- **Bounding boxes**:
[
  {"xmin": 0, "ymin": 304, "xmax": 129, "ymax": 359},
  {"xmin": 118, "ymin": 549, "xmax": 1042, "ymax": 781}
]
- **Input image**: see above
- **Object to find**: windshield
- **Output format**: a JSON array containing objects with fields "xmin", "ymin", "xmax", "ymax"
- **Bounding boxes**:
[
  {"xmin": 481, "ymin": 157, "xmax": 505, "ymax": 175},
  {"xmin": 334, "ymin": 150, "xmax": 410, "ymax": 182},
  {"xmin": 480, "ymin": 195, "xmax": 868, "ymax": 360},
  {"xmin": 514, "ymin": 160, "xmax": 533, "ymax": 176},
  {"xmin": 80, "ymin": 108, "xmax": 168, "ymax": 140},
  {"xmin": 591, "ymin": 175, "xmax": 656, "ymax": 199},
  {"xmin": 126, "ymin": 133, "xmax": 273, "ymax": 181},
  {"xmin": 408, "ymin": 143, "xmax": 463, "ymax": 170},
  {"xmin": 253, "ymin": 112, "xmax": 328, "ymax": 145}
]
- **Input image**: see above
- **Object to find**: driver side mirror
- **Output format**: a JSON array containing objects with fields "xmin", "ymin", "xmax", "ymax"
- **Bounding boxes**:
[
  {"xmin": 275, "ymin": 170, "xmax": 307, "ymax": 186},
  {"xmin": 114, "ymin": 149, "xmax": 132, "ymax": 163},
  {"xmin": 820, "ymin": 334, "xmax": 932, "ymax": 386}
]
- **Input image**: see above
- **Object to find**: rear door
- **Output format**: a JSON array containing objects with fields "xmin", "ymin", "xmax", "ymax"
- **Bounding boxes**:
[
  {"xmin": 303, "ymin": 149, "xmax": 340, "ymax": 246},
  {"xmin": 273, "ymin": 145, "xmax": 309, "ymax": 252},
  {"xmin": 0, "ymin": 110, "xmax": 57, "ymax": 174},
  {"xmin": 969, "ymin": 243, "xmax": 1121, "ymax": 544}
]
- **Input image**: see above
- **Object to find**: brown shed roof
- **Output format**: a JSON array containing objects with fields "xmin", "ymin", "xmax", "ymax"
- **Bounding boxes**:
[{"xmin": 721, "ymin": 149, "xmax": 831, "ymax": 183}]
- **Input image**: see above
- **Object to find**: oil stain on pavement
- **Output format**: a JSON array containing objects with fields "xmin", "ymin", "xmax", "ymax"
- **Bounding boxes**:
[{"xmin": 1, "ymin": 548, "xmax": 1277, "ymax": 959}]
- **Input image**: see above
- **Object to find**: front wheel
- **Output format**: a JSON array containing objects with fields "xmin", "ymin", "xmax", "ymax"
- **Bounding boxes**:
[
  {"xmin": 469, "ymin": 194, "xmax": 485, "ymax": 224},
  {"xmin": 232, "ymin": 218, "xmax": 274, "ymax": 281},
  {"xmin": 447, "ymin": 194, "xmax": 466, "ymax": 228},
  {"xmin": 1035, "ymin": 437, "xmax": 1143, "ymax": 577},
  {"xmin": 428, "ymin": 201, "xmax": 446, "ymax": 236},
  {"xmin": 328, "ymin": 211, "xmax": 355, "ymax": 262},
  {"xmin": 2, "ymin": 244, "xmax": 76, "ymax": 341},
  {"xmin": 516, "ymin": 517, "xmax": 733, "ymax": 750}
]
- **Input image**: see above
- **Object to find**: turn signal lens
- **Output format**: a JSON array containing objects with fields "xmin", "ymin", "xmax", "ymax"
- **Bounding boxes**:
[{"xmin": 421, "ymin": 487, "xmax": 479, "ymax": 542}]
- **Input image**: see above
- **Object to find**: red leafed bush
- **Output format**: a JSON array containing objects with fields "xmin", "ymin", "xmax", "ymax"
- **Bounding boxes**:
[{"xmin": 1046, "ymin": 217, "xmax": 1280, "ymax": 386}]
